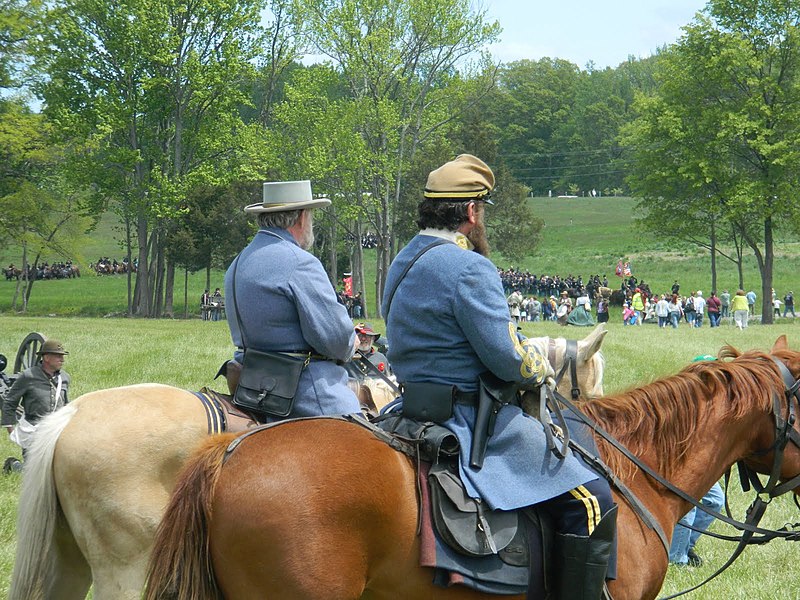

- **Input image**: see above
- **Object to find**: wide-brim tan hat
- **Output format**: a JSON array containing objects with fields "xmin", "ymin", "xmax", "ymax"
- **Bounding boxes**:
[{"xmin": 244, "ymin": 180, "xmax": 331, "ymax": 214}]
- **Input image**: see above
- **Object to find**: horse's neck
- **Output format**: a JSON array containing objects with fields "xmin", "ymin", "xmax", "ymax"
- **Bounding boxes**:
[{"xmin": 628, "ymin": 407, "xmax": 755, "ymax": 524}]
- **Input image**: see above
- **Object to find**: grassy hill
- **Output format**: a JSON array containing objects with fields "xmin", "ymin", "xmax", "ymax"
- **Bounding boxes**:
[{"xmin": 1, "ymin": 197, "xmax": 797, "ymax": 316}]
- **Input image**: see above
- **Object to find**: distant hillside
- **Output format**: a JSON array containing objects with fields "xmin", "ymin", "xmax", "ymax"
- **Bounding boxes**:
[
  {"xmin": 494, "ymin": 196, "xmax": 799, "ymax": 301},
  {"xmin": 2, "ymin": 197, "xmax": 796, "ymax": 316},
  {"xmin": 0, "ymin": 211, "xmax": 130, "ymax": 269}
]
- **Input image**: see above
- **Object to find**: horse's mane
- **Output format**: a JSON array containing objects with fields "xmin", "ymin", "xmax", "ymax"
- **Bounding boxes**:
[{"xmin": 580, "ymin": 347, "xmax": 784, "ymax": 479}]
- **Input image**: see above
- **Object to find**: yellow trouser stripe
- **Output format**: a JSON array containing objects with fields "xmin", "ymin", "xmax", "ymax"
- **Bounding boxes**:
[{"xmin": 569, "ymin": 485, "xmax": 602, "ymax": 535}]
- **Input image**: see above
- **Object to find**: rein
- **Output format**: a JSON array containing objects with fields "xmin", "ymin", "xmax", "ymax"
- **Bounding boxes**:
[{"xmin": 547, "ymin": 351, "xmax": 800, "ymax": 600}]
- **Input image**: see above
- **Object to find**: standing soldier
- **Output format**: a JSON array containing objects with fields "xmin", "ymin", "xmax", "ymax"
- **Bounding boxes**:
[{"xmin": 2, "ymin": 339, "xmax": 71, "ymax": 471}]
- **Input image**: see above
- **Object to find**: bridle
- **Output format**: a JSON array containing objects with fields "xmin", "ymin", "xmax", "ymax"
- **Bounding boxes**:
[
  {"xmin": 546, "ymin": 346, "xmax": 800, "ymax": 599},
  {"xmin": 740, "ymin": 357, "xmax": 800, "ymax": 502}
]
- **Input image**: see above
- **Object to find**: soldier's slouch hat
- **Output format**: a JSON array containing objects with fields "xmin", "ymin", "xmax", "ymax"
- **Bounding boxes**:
[{"xmin": 424, "ymin": 154, "xmax": 495, "ymax": 204}]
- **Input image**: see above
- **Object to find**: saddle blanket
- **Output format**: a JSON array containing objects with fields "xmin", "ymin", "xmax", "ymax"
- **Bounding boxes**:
[{"xmin": 418, "ymin": 461, "xmax": 528, "ymax": 595}]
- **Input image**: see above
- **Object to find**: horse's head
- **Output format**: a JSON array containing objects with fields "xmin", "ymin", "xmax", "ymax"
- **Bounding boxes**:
[
  {"xmin": 548, "ymin": 323, "xmax": 607, "ymax": 399},
  {"xmin": 736, "ymin": 335, "xmax": 800, "ymax": 497}
]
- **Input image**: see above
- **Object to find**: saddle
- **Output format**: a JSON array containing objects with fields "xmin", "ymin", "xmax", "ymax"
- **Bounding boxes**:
[{"xmin": 375, "ymin": 412, "xmax": 536, "ymax": 582}]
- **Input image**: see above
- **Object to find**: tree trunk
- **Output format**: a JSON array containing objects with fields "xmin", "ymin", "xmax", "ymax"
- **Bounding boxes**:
[
  {"xmin": 761, "ymin": 217, "xmax": 774, "ymax": 325},
  {"xmin": 184, "ymin": 268, "xmax": 189, "ymax": 318},
  {"xmin": 134, "ymin": 212, "xmax": 151, "ymax": 316},
  {"xmin": 153, "ymin": 243, "xmax": 165, "ymax": 317},
  {"xmin": 23, "ymin": 251, "xmax": 41, "ymax": 306},
  {"xmin": 125, "ymin": 213, "xmax": 134, "ymax": 316},
  {"xmin": 709, "ymin": 219, "xmax": 717, "ymax": 293},
  {"xmin": 747, "ymin": 215, "xmax": 773, "ymax": 325},
  {"xmin": 164, "ymin": 259, "xmax": 175, "ymax": 317},
  {"xmin": 327, "ymin": 208, "xmax": 338, "ymax": 286},
  {"xmin": 375, "ymin": 182, "xmax": 392, "ymax": 318},
  {"xmin": 13, "ymin": 242, "xmax": 27, "ymax": 312},
  {"xmin": 351, "ymin": 220, "xmax": 366, "ymax": 319}
]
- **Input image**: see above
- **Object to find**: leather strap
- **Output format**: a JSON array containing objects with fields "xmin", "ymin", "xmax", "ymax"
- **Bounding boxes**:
[{"xmin": 383, "ymin": 239, "xmax": 450, "ymax": 319}]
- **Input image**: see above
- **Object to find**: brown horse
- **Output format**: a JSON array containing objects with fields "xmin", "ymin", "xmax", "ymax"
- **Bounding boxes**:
[{"xmin": 144, "ymin": 337, "xmax": 800, "ymax": 600}]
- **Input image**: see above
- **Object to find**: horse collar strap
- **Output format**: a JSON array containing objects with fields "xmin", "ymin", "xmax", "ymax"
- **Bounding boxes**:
[{"xmin": 741, "ymin": 357, "xmax": 800, "ymax": 500}]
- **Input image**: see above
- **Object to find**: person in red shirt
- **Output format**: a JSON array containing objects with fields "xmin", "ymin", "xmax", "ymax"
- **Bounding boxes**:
[{"xmin": 706, "ymin": 291, "xmax": 722, "ymax": 327}]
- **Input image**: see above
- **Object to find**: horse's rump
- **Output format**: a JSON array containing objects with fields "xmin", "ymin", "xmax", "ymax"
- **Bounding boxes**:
[{"xmin": 206, "ymin": 420, "xmax": 421, "ymax": 599}]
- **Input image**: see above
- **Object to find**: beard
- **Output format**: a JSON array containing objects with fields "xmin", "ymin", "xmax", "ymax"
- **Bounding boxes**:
[
  {"xmin": 298, "ymin": 216, "xmax": 315, "ymax": 250},
  {"xmin": 358, "ymin": 341, "xmax": 373, "ymax": 353},
  {"xmin": 467, "ymin": 218, "xmax": 490, "ymax": 257}
]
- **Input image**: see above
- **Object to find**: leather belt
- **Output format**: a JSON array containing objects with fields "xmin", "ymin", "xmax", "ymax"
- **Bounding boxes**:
[{"xmin": 237, "ymin": 348, "xmax": 332, "ymax": 361}]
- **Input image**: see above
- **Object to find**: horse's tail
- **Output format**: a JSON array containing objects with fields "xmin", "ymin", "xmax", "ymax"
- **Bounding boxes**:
[
  {"xmin": 144, "ymin": 432, "xmax": 237, "ymax": 600},
  {"xmin": 9, "ymin": 404, "xmax": 78, "ymax": 600}
]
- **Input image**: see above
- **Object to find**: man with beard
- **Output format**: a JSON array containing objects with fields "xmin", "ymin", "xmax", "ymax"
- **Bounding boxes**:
[
  {"xmin": 223, "ymin": 180, "xmax": 360, "ymax": 420},
  {"xmin": 354, "ymin": 322, "xmax": 392, "ymax": 375},
  {"xmin": 383, "ymin": 155, "xmax": 616, "ymax": 599}
]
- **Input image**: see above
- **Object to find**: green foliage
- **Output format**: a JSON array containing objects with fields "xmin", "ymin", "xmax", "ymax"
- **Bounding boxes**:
[
  {"xmin": 29, "ymin": 0, "xmax": 269, "ymax": 315},
  {"xmin": 625, "ymin": 1, "xmax": 800, "ymax": 325},
  {"xmin": 487, "ymin": 56, "xmax": 653, "ymax": 197}
]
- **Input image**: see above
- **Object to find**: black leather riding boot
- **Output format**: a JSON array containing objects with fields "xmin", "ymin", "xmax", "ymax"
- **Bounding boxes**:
[{"xmin": 552, "ymin": 505, "xmax": 617, "ymax": 600}]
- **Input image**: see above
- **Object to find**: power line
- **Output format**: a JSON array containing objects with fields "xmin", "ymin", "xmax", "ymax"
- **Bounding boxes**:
[
  {"xmin": 511, "ymin": 159, "xmax": 635, "ymax": 173},
  {"xmin": 514, "ymin": 169, "xmax": 628, "ymax": 181}
]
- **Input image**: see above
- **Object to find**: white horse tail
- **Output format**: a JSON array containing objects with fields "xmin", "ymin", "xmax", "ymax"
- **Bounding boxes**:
[{"xmin": 9, "ymin": 404, "xmax": 78, "ymax": 600}]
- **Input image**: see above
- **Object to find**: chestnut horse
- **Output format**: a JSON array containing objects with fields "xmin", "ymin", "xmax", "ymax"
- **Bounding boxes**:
[
  {"xmin": 144, "ymin": 337, "xmax": 800, "ymax": 600},
  {"xmin": 8, "ymin": 326, "xmax": 607, "ymax": 600}
]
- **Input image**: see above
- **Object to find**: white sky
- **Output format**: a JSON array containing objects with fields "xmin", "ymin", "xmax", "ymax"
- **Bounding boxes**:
[{"xmin": 482, "ymin": 0, "xmax": 708, "ymax": 68}]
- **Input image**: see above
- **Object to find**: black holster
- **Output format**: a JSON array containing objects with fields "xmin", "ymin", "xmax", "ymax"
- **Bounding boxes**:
[{"xmin": 469, "ymin": 372, "xmax": 519, "ymax": 470}]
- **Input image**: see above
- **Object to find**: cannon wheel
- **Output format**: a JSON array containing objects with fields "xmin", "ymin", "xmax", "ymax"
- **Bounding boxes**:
[{"xmin": 14, "ymin": 332, "xmax": 46, "ymax": 374}]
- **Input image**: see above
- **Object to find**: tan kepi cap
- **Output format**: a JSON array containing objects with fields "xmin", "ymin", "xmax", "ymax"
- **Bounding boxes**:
[
  {"xmin": 424, "ymin": 154, "xmax": 495, "ymax": 203},
  {"xmin": 244, "ymin": 180, "xmax": 331, "ymax": 214},
  {"xmin": 37, "ymin": 339, "xmax": 69, "ymax": 355}
]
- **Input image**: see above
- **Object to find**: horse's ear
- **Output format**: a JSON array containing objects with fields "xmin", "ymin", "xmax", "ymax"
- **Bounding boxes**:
[
  {"xmin": 772, "ymin": 335, "xmax": 789, "ymax": 352},
  {"xmin": 578, "ymin": 324, "xmax": 607, "ymax": 361}
]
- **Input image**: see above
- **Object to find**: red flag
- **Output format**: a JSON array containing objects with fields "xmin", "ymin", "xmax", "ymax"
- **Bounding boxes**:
[
  {"xmin": 343, "ymin": 276, "xmax": 353, "ymax": 296},
  {"xmin": 623, "ymin": 262, "xmax": 632, "ymax": 277},
  {"xmin": 615, "ymin": 260, "xmax": 623, "ymax": 277}
]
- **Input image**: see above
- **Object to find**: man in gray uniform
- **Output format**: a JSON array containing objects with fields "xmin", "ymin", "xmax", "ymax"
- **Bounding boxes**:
[
  {"xmin": 3, "ymin": 339, "xmax": 70, "ymax": 468},
  {"xmin": 224, "ymin": 180, "xmax": 360, "ymax": 420},
  {"xmin": 354, "ymin": 322, "xmax": 391, "ymax": 376},
  {"xmin": 383, "ymin": 155, "xmax": 615, "ymax": 599}
]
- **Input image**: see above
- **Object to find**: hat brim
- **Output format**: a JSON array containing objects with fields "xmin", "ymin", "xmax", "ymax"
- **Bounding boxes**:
[
  {"xmin": 357, "ymin": 330, "xmax": 380, "ymax": 337},
  {"xmin": 38, "ymin": 350, "xmax": 68, "ymax": 355},
  {"xmin": 244, "ymin": 197, "xmax": 331, "ymax": 214}
]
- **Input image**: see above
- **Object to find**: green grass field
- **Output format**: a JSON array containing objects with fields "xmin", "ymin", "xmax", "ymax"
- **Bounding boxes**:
[
  {"xmin": 1, "ymin": 317, "xmax": 800, "ymax": 597},
  {"xmin": 1, "ymin": 198, "xmax": 800, "ymax": 598}
]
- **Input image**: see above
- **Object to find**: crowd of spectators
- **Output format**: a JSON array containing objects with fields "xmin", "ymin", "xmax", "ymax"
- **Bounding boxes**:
[
  {"xmin": 361, "ymin": 232, "xmax": 379, "ymax": 249},
  {"xmin": 499, "ymin": 266, "xmax": 795, "ymax": 330},
  {"xmin": 498, "ymin": 267, "xmax": 610, "ymax": 300},
  {"xmin": 621, "ymin": 286, "xmax": 795, "ymax": 329},
  {"xmin": 337, "ymin": 290, "xmax": 365, "ymax": 319}
]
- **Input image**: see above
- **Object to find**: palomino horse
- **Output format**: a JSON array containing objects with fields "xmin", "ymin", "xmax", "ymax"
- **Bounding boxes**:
[
  {"xmin": 144, "ymin": 337, "xmax": 800, "ymax": 600},
  {"xmin": 9, "ymin": 325, "xmax": 607, "ymax": 600}
]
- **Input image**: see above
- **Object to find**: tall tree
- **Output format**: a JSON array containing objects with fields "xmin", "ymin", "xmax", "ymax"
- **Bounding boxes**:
[
  {"xmin": 33, "ymin": 0, "xmax": 266, "ymax": 317},
  {"xmin": 625, "ymin": 1, "xmax": 800, "ymax": 323},
  {"xmin": 301, "ymin": 0, "xmax": 499, "ymax": 316}
]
